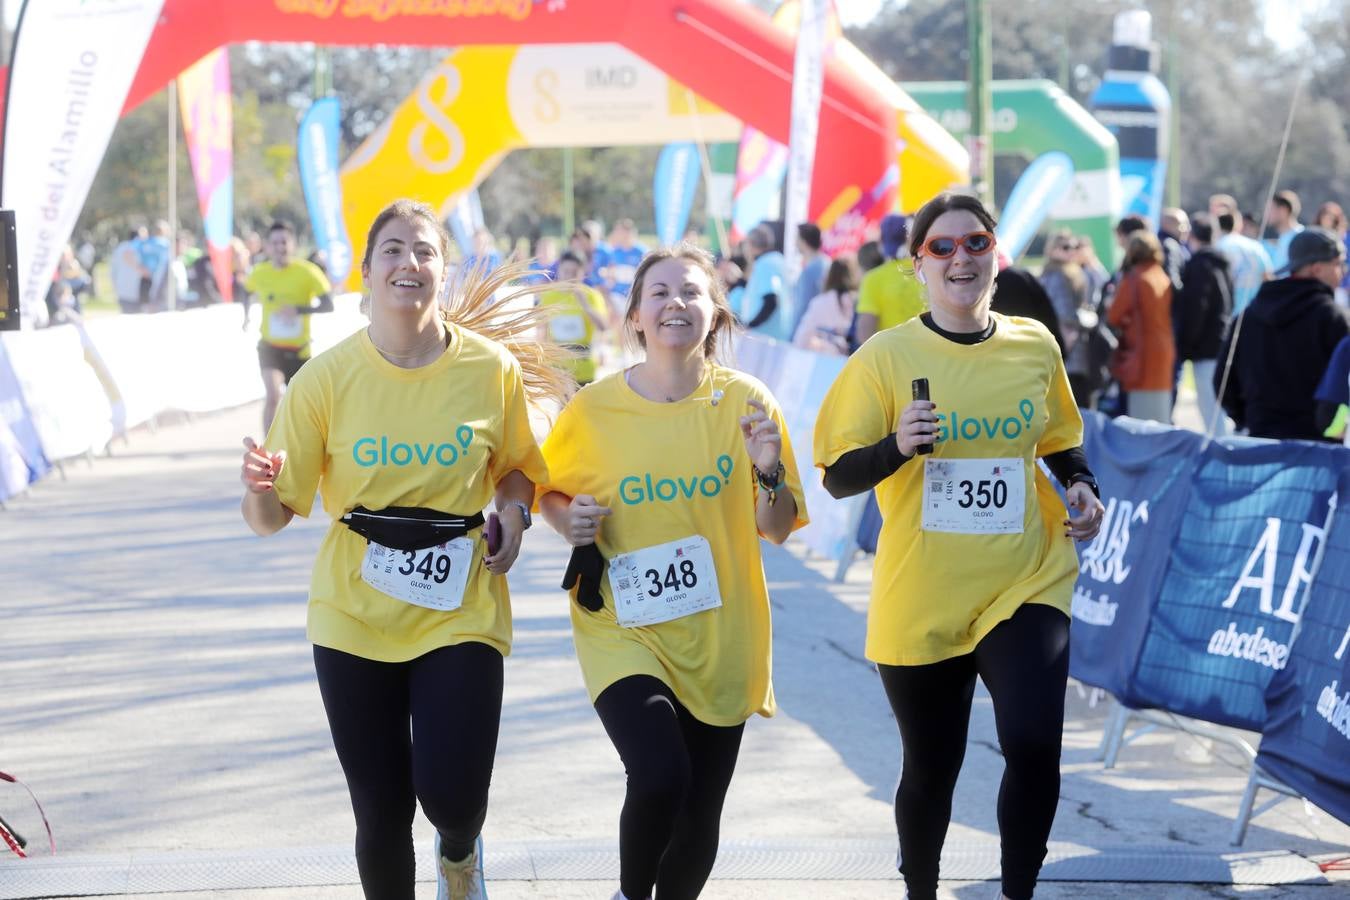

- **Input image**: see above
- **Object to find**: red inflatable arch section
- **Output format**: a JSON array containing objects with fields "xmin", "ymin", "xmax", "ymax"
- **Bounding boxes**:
[{"xmin": 125, "ymin": 0, "xmax": 896, "ymax": 250}]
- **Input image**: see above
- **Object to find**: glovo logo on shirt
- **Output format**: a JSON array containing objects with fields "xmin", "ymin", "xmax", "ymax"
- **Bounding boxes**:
[
  {"xmin": 352, "ymin": 425, "xmax": 475, "ymax": 467},
  {"xmin": 618, "ymin": 455, "xmax": 735, "ymax": 505},
  {"xmin": 936, "ymin": 398, "xmax": 1037, "ymax": 443}
]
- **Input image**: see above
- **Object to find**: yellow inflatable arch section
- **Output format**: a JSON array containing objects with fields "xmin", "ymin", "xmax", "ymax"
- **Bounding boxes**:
[
  {"xmin": 339, "ymin": 43, "xmax": 742, "ymax": 288},
  {"xmin": 339, "ymin": 41, "xmax": 969, "ymax": 288}
]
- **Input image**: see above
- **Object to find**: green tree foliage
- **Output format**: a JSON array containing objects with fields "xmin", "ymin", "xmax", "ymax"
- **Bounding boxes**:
[{"xmin": 847, "ymin": 0, "xmax": 1350, "ymax": 221}]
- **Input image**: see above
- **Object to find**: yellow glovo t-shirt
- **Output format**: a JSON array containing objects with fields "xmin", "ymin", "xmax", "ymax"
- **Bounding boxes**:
[
  {"xmin": 856, "ymin": 257, "xmax": 926, "ymax": 332},
  {"xmin": 245, "ymin": 260, "xmax": 332, "ymax": 356},
  {"xmin": 538, "ymin": 366, "xmax": 809, "ymax": 726},
  {"xmin": 537, "ymin": 284, "xmax": 610, "ymax": 384},
  {"xmin": 267, "ymin": 324, "xmax": 548, "ymax": 662},
  {"xmin": 813, "ymin": 313, "xmax": 1082, "ymax": 666}
]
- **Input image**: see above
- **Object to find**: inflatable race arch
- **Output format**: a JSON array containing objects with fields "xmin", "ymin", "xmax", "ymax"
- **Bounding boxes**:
[
  {"xmin": 337, "ymin": 36, "xmax": 970, "ymax": 288},
  {"xmin": 122, "ymin": 0, "xmax": 898, "ymax": 266}
]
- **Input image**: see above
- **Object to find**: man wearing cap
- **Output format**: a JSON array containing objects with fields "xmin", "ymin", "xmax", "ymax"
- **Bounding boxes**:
[
  {"xmin": 854, "ymin": 213, "xmax": 926, "ymax": 345},
  {"xmin": 1216, "ymin": 227, "xmax": 1350, "ymax": 441}
]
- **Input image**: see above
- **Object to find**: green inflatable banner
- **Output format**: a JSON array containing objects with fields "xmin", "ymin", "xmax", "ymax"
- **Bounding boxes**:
[{"xmin": 905, "ymin": 79, "xmax": 1122, "ymax": 265}]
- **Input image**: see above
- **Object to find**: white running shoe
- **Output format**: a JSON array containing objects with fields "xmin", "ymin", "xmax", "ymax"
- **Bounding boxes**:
[{"xmin": 434, "ymin": 832, "xmax": 487, "ymax": 900}]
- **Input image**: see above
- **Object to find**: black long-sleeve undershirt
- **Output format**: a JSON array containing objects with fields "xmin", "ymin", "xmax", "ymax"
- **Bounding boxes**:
[
  {"xmin": 821, "ymin": 438, "xmax": 1091, "ymax": 499},
  {"xmin": 821, "ymin": 313, "xmax": 1095, "ymax": 498}
]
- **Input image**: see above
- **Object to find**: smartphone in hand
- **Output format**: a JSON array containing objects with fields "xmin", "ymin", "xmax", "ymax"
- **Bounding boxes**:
[
  {"xmin": 912, "ymin": 378, "xmax": 933, "ymax": 455},
  {"xmin": 485, "ymin": 512, "xmax": 502, "ymax": 556}
]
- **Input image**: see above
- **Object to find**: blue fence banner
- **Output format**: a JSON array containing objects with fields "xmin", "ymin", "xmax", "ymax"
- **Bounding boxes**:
[
  {"xmin": 1257, "ymin": 468, "xmax": 1350, "ymax": 826},
  {"xmin": 1127, "ymin": 438, "xmax": 1342, "ymax": 730},
  {"xmin": 447, "ymin": 189, "xmax": 486, "ymax": 259},
  {"xmin": 1069, "ymin": 412, "xmax": 1201, "ymax": 697},
  {"xmin": 297, "ymin": 97, "xmax": 353, "ymax": 282},
  {"xmin": 732, "ymin": 334, "xmax": 867, "ymax": 561},
  {"xmin": 653, "ymin": 142, "xmax": 701, "ymax": 248},
  {"xmin": 0, "ymin": 337, "xmax": 51, "ymax": 501}
]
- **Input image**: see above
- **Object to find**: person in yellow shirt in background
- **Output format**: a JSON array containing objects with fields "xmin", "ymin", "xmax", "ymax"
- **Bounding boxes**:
[
  {"xmin": 536, "ymin": 250, "xmax": 611, "ymax": 386},
  {"xmin": 240, "ymin": 200, "xmax": 570, "ymax": 900},
  {"xmin": 244, "ymin": 220, "xmax": 334, "ymax": 432},
  {"xmin": 814, "ymin": 193, "xmax": 1104, "ymax": 900},
  {"xmin": 537, "ymin": 244, "xmax": 807, "ymax": 900},
  {"xmin": 853, "ymin": 213, "xmax": 926, "ymax": 345}
]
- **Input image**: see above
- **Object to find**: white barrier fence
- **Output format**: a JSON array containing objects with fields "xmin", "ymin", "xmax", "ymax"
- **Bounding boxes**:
[
  {"xmin": 1, "ymin": 310, "xmax": 866, "ymax": 576},
  {"xmin": 0, "ymin": 297, "xmax": 367, "ymax": 503}
]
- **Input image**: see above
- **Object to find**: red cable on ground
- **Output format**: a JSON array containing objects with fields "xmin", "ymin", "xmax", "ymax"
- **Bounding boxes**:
[{"xmin": 0, "ymin": 769, "xmax": 55, "ymax": 856}]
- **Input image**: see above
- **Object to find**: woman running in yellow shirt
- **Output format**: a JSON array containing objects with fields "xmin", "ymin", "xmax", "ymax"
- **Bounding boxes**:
[
  {"xmin": 240, "ymin": 199, "xmax": 569, "ymax": 900},
  {"xmin": 815, "ymin": 192, "xmax": 1104, "ymax": 900},
  {"xmin": 537, "ymin": 244, "xmax": 808, "ymax": 900}
]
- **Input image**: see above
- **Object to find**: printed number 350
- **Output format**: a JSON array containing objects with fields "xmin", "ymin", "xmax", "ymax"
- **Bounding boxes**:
[
  {"xmin": 957, "ymin": 479, "xmax": 1008, "ymax": 509},
  {"xmin": 399, "ymin": 550, "xmax": 452, "ymax": 583},
  {"xmin": 644, "ymin": 561, "xmax": 698, "ymax": 598}
]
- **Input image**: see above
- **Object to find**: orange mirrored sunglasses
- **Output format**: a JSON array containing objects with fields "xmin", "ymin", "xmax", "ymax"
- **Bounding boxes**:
[{"xmin": 919, "ymin": 231, "xmax": 997, "ymax": 259}]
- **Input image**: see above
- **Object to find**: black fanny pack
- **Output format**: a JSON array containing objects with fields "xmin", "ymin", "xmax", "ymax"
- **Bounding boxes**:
[{"xmin": 341, "ymin": 506, "xmax": 485, "ymax": 552}]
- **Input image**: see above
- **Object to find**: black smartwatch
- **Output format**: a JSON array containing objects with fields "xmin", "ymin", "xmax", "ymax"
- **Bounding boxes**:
[{"xmin": 504, "ymin": 500, "xmax": 533, "ymax": 529}]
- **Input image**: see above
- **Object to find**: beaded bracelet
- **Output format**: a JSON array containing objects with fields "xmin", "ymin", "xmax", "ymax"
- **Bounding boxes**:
[{"xmin": 755, "ymin": 461, "xmax": 786, "ymax": 506}]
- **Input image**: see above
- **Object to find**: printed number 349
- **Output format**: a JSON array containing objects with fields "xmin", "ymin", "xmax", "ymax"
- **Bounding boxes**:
[{"xmin": 398, "ymin": 550, "xmax": 452, "ymax": 583}]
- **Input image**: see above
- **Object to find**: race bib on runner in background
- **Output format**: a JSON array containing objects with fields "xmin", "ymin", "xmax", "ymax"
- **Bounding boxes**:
[
  {"xmin": 549, "ymin": 314, "xmax": 587, "ymax": 343},
  {"xmin": 608, "ymin": 535, "xmax": 722, "ymax": 628},
  {"xmin": 361, "ymin": 537, "xmax": 474, "ymax": 612},
  {"xmin": 268, "ymin": 308, "xmax": 303, "ymax": 340},
  {"xmin": 921, "ymin": 458, "xmax": 1025, "ymax": 534}
]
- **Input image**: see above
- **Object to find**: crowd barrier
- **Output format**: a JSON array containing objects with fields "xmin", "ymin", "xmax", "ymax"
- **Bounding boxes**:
[
  {"xmin": 1073, "ymin": 414, "xmax": 1342, "ymax": 732},
  {"xmin": 0, "ymin": 298, "xmax": 367, "ymax": 504},
  {"xmin": 732, "ymin": 335, "xmax": 869, "ymax": 567},
  {"xmin": 1068, "ymin": 413, "xmax": 1348, "ymax": 836},
  {"xmin": 1246, "ymin": 469, "xmax": 1350, "ymax": 837}
]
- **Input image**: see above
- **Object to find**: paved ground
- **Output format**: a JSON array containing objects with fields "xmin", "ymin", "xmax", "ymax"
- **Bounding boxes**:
[{"xmin": 1, "ymin": 400, "xmax": 1347, "ymax": 899}]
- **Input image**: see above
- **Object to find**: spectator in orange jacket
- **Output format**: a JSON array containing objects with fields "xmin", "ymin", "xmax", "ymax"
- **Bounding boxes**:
[{"xmin": 1108, "ymin": 231, "xmax": 1176, "ymax": 423}]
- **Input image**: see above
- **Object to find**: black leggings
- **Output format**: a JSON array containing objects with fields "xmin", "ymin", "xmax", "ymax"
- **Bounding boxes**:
[
  {"xmin": 594, "ymin": 675, "xmax": 745, "ymax": 900},
  {"xmin": 877, "ymin": 603, "xmax": 1070, "ymax": 900},
  {"xmin": 313, "ymin": 642, "xmax": 504, "ymax": 900}
]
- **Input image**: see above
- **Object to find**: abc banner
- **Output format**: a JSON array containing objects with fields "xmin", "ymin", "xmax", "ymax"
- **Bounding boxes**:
[
  {"xmin": 1, "ymin": 0, "xmax": 166, "ymax": 327},
  {"xmin": 1128, "ymin": 439, "xmax": 1342, "ymax": 731},
  {"xmin": 1258, "ymin": 466, "xmax": 1350, "ymax": 826},
  {"xmin": 1069, "ymin": 413, "xmax": 1202, "ymax": 698}
]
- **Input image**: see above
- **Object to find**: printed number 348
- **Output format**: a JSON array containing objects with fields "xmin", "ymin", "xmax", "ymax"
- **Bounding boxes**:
[{"xmin": 644, "ymin": 561, "xmax": 698, "ymax": 598}]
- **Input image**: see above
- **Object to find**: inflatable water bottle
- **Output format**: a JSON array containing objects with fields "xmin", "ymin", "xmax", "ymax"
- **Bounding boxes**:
[{"xmin": 1090, "ymin": 10, "xmax": 1171, "ymax": 226}]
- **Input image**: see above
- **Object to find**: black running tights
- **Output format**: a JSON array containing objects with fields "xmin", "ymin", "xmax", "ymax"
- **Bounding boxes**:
[
  {"xmin": 877, "ymin": 603, "xmax": 1070, "ymax": 900},
  {"xmin": 594, "ymin": 675, "xmax": 745, "ymax": 900},
  {"xmin": 313, "ymin": 642, "xmax": 504, "ymax": 900}
]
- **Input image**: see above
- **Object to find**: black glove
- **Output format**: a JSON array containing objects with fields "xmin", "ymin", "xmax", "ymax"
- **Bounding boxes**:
[{"xmin": 562, "ymin": 543, "xmax": 606, "ymax": 612}]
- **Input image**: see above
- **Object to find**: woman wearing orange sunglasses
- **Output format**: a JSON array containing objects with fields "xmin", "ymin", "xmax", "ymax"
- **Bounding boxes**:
[{"xmin": 814, "ymin": 192, "xmax": 1105, "ymax": 900}]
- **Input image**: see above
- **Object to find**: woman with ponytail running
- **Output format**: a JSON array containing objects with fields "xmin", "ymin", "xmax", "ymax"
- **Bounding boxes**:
[{"xmin": 240, "ymin": 199, "xmax": 569, "ymax": 900}]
